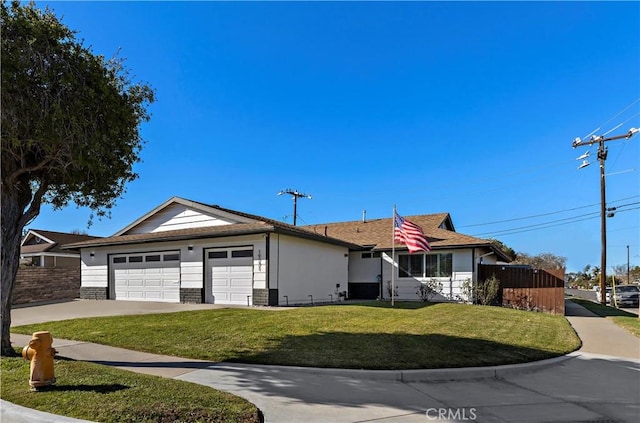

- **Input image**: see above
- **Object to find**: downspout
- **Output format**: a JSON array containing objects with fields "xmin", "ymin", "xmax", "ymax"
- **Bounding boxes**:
[
  {"xmin": 471, "ymin": 248, "xmax": 475, "ymax": 304},
  {"xmin": 379, "ymin": 251, "xmax": 384, "ymax": 300}
]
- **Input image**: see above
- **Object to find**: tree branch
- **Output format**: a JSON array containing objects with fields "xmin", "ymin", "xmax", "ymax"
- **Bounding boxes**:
[{"xmin": 19, "ymin": 179, "xmax": 49, "ymax": 229}]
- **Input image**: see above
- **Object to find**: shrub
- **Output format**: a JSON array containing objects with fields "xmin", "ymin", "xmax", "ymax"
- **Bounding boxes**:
[
  {"xmin": 477, "ymin": 274, "xmax": 501, "ymax": 306},
  {"xmin": 416, "ymin": 279, "xmax": 443, "ymax": 303}
]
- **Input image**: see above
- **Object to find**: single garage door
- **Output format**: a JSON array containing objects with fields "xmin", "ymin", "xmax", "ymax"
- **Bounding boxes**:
[
  {"xmin": 207, "ymin": 247, "xmax": 253, "ymax": 305},
  {"xmin": 112, "ymin": 251, "xmax": 180, "ymax": 302}
]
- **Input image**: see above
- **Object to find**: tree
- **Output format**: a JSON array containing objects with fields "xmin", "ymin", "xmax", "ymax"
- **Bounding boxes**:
[
  {"xmin": 513, "ymin": 252, "xmax": 567, "ymax": 271},
  {"xmin": 1, "ymin": 1, "xmax": 155, "ymax": 356},
  {"xmin": 612, "ymin": 264, "xmax": 640, "ymax": 285},
  {"xmin": 488, "ymin": 238, "xmax": 516, "ymax": 261}
]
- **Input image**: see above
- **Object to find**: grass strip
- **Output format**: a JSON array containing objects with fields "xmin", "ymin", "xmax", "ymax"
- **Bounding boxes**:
[
  {"xmin": 12, "ymin": 302, "xmax": 580, "ymax": 369},
  {"xmin": 1, "ymin": 351, "xmax": 260, "ymax": 423}
]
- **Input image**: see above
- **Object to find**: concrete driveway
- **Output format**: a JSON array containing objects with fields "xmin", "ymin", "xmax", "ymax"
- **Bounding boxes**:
[{"xmin": 8, "ymin": 299, "xmax": 640, "ymax": 423}]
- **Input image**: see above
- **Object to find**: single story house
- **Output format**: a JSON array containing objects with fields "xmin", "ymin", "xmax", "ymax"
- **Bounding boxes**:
[
  {"xmin": 20, "ymin": 229, "xmax": 100, "ymax": 268},
  {"xmin": 303, "ymin": 214, "xmax": 512, "ymax": 301},
  {"xmin": 64, "ymin": 197, "xmax": 362, "ymax": 305},
  {"xmin": 65, "ymin": 197, "xmax": 511, "ymax": 306}
]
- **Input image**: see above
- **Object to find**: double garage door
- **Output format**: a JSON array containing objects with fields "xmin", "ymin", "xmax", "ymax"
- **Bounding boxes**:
[
  {"xmin": 111, "ymin": 247, "xmax": 254, "ymax": 305},
  {"xmin": 111, "ymin": 251, "xmax": 180, "ymax": 302}
]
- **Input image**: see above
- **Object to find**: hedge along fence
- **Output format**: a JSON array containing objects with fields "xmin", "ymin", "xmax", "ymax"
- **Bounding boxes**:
[
  {"xmin": 13, "ymin": 267, "xmax": 80, "ymax": 305},
  {"xmin": 477, "ymin": 264, "xmax": 565, "ymax": 315}
]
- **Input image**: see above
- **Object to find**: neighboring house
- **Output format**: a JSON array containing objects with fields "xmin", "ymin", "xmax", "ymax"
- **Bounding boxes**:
[
  {"xmin": 64, "ymin": 197, "xmax": 361, "ymax": 306},
  {"xmin": 64, "ymin": 197, "xmax": 511, "ymax": 306},
  {"xmin": 20, "ymin": 229, "xmax": 100, "ymax": 268},
  {"xmin": 303, "ymin": 214, "xmax": 512, "ymax": 301}
]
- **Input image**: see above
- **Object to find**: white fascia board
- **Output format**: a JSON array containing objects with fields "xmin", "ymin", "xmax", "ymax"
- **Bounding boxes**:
[
  {"xmin": 20, "ymin": 251, "xmax": 80, "ymax": 258},
  {"xmin": 20, "ymin": 230, "xmax": 55, "ymax": 247}
]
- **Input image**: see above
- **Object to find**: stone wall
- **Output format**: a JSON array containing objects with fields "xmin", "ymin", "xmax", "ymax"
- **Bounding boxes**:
[{"xmin": 13, "ymin": 267, "xmax": 81, "ymax": 305}]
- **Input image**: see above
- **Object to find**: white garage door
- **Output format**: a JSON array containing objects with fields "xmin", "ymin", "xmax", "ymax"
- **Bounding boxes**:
[
  {"xmin": 207, "ymin": 248, "xmax": 253, "ymax": 305},
  {"xmin": 112, "ymin": 252, "xmax": 180, "ymax": 302}
]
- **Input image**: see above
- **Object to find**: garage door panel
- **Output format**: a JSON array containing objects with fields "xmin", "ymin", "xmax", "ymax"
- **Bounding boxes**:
[
  {"xmin": 208, "ymin": 249, "xmax": 253, "ymax": 305},
  {"xmin": 230, "ymin": 293, "xmax": 251, "ymax": 302},
  {"xmin": 230, "ymin": 277, "xmax": 251, "ymax": 287},
  {"xmin": 112, "ymin": 251, "xmax": 180, "ymax": 303}
]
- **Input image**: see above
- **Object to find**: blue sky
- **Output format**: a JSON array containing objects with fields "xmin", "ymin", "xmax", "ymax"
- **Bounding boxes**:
[{"xmin": 31, "ymin": 1, "xmax": 639, "ymax": 273}]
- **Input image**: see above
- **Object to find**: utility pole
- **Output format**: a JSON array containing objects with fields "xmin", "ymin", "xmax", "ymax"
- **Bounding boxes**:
[
  {"xmin": 572, "ymin": 127, "xmax": 638, "ymax": 304},
  {"xmin": 627, "ymin": 245, "xmax": 630, "ymax": 285},
  {"xmin": 278, "ymin": 189, "xmax": 312, "ymax": 226}
]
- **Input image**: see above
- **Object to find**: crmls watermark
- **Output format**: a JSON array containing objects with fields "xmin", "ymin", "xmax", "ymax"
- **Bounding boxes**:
[{"xmin": 425, "ymin": 408, "xmax": 477, "ymax": 421}]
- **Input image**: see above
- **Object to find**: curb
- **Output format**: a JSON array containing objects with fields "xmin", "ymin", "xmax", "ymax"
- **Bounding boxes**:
[
  {"xmin": 205, "ymin": 353, "xmax": 576, "ymax": 383},
  {"xmin": 1, "ymin": 400, "xmax": 93, "ymax": 423}
]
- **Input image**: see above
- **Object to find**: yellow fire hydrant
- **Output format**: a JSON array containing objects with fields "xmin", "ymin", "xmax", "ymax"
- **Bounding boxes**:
[{"xmin": 22, "ymin": 331, "xmax": 57, "ymax": 391}]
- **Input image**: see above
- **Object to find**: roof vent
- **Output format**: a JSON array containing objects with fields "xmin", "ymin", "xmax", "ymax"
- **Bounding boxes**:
[{"xmin": 362, "ymin": 210, "xmax": 367, "ymax": 223}]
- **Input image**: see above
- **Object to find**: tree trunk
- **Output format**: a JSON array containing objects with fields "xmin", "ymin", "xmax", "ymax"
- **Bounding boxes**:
[{"xmin": 1, "ymin": 185, "xmax": 35, "ymax": 356}]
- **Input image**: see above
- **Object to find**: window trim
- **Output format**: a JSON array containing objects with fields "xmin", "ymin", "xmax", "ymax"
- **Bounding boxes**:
[{"xmin": 397, "ymin": 253, "xmax": 453, "ymax": 278}]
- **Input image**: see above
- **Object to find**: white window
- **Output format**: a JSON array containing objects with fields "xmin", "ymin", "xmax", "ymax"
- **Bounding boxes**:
[{"xmin": 398, "ymin": 253, "xmax": 452, "ymax": 278}]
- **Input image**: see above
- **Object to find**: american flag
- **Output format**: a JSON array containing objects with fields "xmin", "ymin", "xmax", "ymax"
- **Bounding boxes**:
[{"xmin": 394, "ymin": 211, "xmax": 431, "ymax": 254}]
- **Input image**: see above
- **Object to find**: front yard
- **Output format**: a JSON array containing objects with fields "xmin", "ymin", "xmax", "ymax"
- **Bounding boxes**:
[
  {"xmin": 1, "ymin": 352, "xmax": 260, "ymax": 423},
  {"xmin": 12, "ymin": 302, "xmax": 580, "ymax": 369}
]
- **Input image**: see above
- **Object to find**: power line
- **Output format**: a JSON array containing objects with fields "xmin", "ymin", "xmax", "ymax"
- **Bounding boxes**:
[
  {"xmin": 471, "ymin": 211, "xmax": 601, "ymax": 237},
  {"xmin": 582, "ymin": 98, "xmax": 640, "ymax": 140},
  {"xmin": 459, "ymin": 203, "xmax": 598, "ymax": 228},
  {"xmin": 472, "ymin": 206, "xmax": 639, "ymax": 238},
  {"xmin": 459, "ymin": 195, "xmax": 640, "ymax": 228}
]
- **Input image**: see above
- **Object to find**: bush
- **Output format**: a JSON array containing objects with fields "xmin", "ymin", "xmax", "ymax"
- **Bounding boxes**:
[
  {"xmin": 460, "ymin": 278, "xmax": 473, "ymax": 303},
  {"xmin": 477, "ymin": 275, "xmax": 500, "ymax": 306},
  {"xmin": 416, "ymin": 279, "xmax": 443, "ymax": 303}
]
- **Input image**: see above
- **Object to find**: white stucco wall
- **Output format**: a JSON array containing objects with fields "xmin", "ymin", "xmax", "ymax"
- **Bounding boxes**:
[
  {"xmin": 348, "ymin": 252, "xmax": 382, "ymax": 283},
  {"xmin": 270, "ymin": 234, "xmax": 349, "ymax": 305},
  {"xmin": 379, "ymin": 248, "xmax": 493, "ymax": 301}
]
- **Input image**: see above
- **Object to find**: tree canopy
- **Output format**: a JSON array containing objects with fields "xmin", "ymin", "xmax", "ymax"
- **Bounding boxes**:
[
  {"xmin": 1, "ymin": 1, "xmax": 155, "ymax": 356},
  {"xmin": 512, "ymin": 251, "xmax": 567, "ymax": 271}
]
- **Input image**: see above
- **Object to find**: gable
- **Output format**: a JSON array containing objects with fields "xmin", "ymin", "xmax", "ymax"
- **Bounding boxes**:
[
  {"xmin": 122, "ymin": 203, "xmax": 244, "ymax": 235},
  {"xmin": 22, "ymin": 232, "xmax": 54, "ymax": 247}
]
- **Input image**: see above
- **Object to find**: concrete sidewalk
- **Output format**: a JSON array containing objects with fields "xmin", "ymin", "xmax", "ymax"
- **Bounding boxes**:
[
  {"xmin": 4, "ymin": 299, "xmax": 639, "ymax": 422},
  {"xmin": 565, "ymin": 299, "xmax": 640, "ymax": 359}
]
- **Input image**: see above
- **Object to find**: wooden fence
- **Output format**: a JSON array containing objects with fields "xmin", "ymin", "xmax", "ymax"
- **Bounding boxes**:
[{"xmin": 477, "ymin": 264, "xmax": 565, "ymax": 315}]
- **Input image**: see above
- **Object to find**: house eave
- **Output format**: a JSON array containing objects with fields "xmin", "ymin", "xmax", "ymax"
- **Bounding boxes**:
[{"xmin": 63, "ymin": 224, "xmax": 362, "ymax": 251}]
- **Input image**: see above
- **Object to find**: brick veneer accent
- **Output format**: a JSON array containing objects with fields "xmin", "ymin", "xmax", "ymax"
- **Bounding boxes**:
[
  {"xmin": 13, "ymin": 267, "xmax": 80, "ymax": 305},
  {"xmin": 180, "ymin": 288, "xmax": 203, "ymax": 303},
  {"xmin": 252, "ymin": 288, "xmax": 278, "ymax": 306},
  {"xmin": 80, "ymin": 287, "xmax": 108, "ymax": 300}
]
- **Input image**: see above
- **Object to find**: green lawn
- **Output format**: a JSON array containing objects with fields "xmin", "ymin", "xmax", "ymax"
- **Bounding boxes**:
[
  {"xmin": 570, "ymin": 299, "xmax": 640, "ymax": 338},
  {"xmin": 12, "ymin": 302, "xmax": 580, "ymax": 369},
  {"xmin": 1, "ymin": 350, "xmax": 260, "ymax": 423}
]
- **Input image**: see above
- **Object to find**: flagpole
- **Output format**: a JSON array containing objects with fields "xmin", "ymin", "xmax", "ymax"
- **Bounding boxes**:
[{"xmin": 391, "ymin": 205, "xmax": 396, "ymax": 307}]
